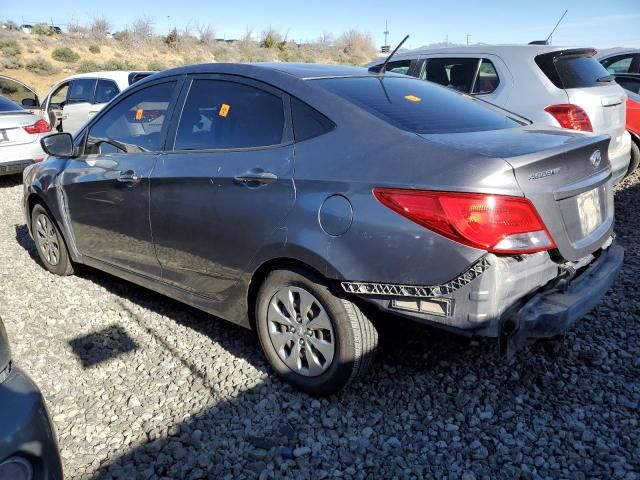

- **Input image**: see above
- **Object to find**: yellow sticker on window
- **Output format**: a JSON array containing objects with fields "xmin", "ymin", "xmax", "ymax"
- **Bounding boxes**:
[
  {"xmin": 404, "ymin": 95, "xmax": 422, "ymax": 102},
  {"xmin": 219, "ymin": 103, "xmax": 230, "ymax": 117},
  {"xmin": 135, "ymin": 108, "xmax": 144, "ymax": 120}
]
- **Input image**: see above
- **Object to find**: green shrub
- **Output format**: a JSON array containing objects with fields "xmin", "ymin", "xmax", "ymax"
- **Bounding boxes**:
[
  {"xmin": 26, "ymin": 57, "xmax": 58, "ymax": 75},
  {"xmin": 32, "ymin": 23, "xmax": 55, "ymax": 36},
  {"xmin": 102, "ymin": 58, "xmax": 137, "ymax": 70},
  {"xmin": 0, "ymin": 40, "xmax": 21, "ymax": 57},
  {"xmin": 52, "ymin": 47, "xmax": 80, "ymax": 63},
  {"xmin": 0, "ymin": 56, "xmax": 23, "ymax": 69},
  {"xmin": 88, "ymin": 44, "xmax": 101, "ymax": 54},
  {"xmin": 147, "ymin": 60, "xmax": 166, "ymax": 71},
  {"xmin": 76, "ymin": 60, "xmax": 102, "ymax": 73}
]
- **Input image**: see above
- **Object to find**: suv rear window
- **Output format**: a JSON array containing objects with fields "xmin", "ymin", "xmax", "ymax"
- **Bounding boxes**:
[
  {"xmin": 311, "ymin": 76, "xmax": 519, "ymax": 134},
  {"xmin": 535, "ymin": 51, "xmax": 612, "ymax": 89}
]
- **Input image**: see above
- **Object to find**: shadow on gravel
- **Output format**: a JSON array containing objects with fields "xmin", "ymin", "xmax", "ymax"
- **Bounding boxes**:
[
  {"xmin": 15, "ymin": 224, "xmax": 42, "ymax": 266},
  {"xmin": 0, "ymin": 173, "xmax": 21, "ymax": 189},
  {"xmin": 69, "ymin": 325, "xmax": 139, "ymax": 368}
]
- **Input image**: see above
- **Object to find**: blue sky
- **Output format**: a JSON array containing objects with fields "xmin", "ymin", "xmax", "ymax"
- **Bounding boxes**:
[{"xmin": 4, "ymin": 0, "xmax": 639, "ymax": 48}]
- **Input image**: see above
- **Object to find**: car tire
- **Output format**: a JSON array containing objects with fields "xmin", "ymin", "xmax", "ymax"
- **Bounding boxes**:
[
  {"xmin": 627, "ymin": 139, "xmax": 640, "ymax": 177},
  {"xmin": 255, "ymin": 268, "xmax": 378, "ymax": 395},
  {"xmin": 31, "ymin": 203, "xmax": 74, "ymax": 276}
]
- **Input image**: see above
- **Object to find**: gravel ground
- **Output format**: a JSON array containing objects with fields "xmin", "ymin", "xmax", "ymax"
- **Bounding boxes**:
[{"xmin": 0, "ymin": 171, "xmax": 639, "ymax": 480}]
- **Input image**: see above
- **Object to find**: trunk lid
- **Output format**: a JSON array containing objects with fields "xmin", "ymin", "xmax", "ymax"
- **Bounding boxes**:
[
  {"xmin": 422, "ymin": 127, "xmax": 614, "ymax": 261},
  {"xmin": 0, "ymin": 112, "xmax": 40, "ymax": 146}
]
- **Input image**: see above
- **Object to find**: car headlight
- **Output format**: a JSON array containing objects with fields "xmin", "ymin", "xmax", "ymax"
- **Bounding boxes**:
[{"xmin": 0, "ymin": 457, "xmax": 33, "ymax": 480}]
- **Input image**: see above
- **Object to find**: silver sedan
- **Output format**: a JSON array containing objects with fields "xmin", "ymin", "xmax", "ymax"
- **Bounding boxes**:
[{"xmin": 0, "ymin": 95, "xmax": 50, "ymax": 176}]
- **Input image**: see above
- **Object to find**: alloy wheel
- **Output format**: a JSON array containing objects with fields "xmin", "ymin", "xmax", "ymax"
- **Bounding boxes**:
[
  {"xmin": 35, "ymin": 213, "xmax": 60, "ymax": 266},
  {"xmin": 267, "ymin": 286, "xmax": 335, "ymax": 376}
]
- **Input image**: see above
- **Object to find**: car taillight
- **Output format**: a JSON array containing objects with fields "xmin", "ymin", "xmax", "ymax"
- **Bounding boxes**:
[
  {"xmin": 544, "ymin": 104, "xmax": 593, "ymax": 132},
  {"xmin": 22, "ymin": 119, "xmax": 51, "ymax": 134},
  {"xmin": 373, "ymin": 189, "xmax": 556, "ymax": 254}
]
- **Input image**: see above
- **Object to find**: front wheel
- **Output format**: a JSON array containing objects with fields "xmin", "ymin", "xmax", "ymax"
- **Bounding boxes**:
[
  {"xmin": 255, "ymin": 268, "xmax": 378, "ymax": 395},
  {"xmin": 31, "ymin": 204, "xmax": 74, "ymax": 276}
]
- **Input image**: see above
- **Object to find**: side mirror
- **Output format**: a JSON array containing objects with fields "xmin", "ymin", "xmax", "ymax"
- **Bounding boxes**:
[
  {"xmin": 41, "ymin": 133, "xmax": 74, "ymax": 157},
  {"xmin": 21, "ymin": 98, "xmax": 38, "ymax": 107}
]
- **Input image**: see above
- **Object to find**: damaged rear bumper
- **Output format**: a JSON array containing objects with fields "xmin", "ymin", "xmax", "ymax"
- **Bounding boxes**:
[
  {"xmin": 504, "ymin": 242, "xmax": 624, "ymax": 356},
  {"xmin": 343, "ymin": 239, "xmax": 623, "ymax": 353}
]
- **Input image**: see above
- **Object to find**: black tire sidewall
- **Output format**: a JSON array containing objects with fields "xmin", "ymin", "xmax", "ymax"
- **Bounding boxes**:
[
  {"xmin": 31, "ymin": 204, "xmax": 72, "ymax": 275},
  {"xmin": 255, "ymin": 268, "xmax": 358, "ymax": 395}
]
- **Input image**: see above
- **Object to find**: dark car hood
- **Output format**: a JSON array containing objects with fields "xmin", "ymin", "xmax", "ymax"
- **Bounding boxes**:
[
  {"xmin": 0, "ymin": 316, "xmax": 10, "ymax": 376},
  {"xmin": 419, "ymin": 126, "xmax": 597, "ymax": 159}
]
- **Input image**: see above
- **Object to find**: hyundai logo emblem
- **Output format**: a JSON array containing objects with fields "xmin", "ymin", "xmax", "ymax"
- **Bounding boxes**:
[{"xmin": 590, "ymin": 150, "xmax": 602, "ymax": 169}]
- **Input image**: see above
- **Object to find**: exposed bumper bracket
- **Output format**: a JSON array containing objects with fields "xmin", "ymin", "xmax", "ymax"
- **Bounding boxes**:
[{"xmin": 504, "ymin": 243, "xmax": 624, "ymax": 358}]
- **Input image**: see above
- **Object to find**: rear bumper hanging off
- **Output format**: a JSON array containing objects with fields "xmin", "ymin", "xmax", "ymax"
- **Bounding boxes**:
[{"xmin": 504, "ymin": 243, "xmax": 624, "ymax": 357}]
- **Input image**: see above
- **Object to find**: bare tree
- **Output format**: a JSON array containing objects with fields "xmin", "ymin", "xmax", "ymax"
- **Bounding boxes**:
[
  {"xmin": 130, "ymin": 16, "xmax": 154, "ymax": 44},
  {"xmin": 89, "ymin": 15, "xmax": 111, "ymax": 41},
  {"xmin": 197, "ymin": 23, "xmax": 216, "ymax": 45}
]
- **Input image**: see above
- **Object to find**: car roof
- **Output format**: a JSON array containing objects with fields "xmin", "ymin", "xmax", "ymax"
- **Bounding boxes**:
[
  {"xmin": 367, "ymin": 44, "xmax": 591, "ymax": 64},
  {"xmin": 146, "ymin": 62, "xmax": 395, "ymax": 82},
  {"xmin": 595, "ymin": 48, "xmax": 640, "ymax": 59},
  {"xmin": 58, "ymin": 71, "xmax": 152, "ymax": 83}
]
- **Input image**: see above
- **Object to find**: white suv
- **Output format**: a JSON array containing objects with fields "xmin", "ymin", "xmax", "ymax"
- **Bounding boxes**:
[
  {"xmin": 40, "ymin": 71, "xmax": 152, "ymax": 135},
  {"xmin": 368, "ymin": 45, "xmax": 632, "ymax": 183}
]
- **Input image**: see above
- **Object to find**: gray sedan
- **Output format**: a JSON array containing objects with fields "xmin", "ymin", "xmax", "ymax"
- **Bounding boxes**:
[{"xmin": 24, "ymin": 63, "xmax": 623, "ymax": 395}]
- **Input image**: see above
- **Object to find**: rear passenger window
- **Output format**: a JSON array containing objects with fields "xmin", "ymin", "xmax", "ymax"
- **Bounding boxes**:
[
  {"xmin": 68, "ymin": 78, "xmax": 97, "ymax": 104},
  {"xmin": 86, "ymin": 81, "xmax": 176, "ymax": 154},
  {"xmin": 174, "ymin": 79, "xmax": 285, "ymax": 150},
  {"xmin": 473, "ymin": 60, "xmax": 500, "ymax": 94},
  {"xmin": 291, "ymin": 97, "xmax": 335, "ymax": 142},
  {"xmin": 420, "ymin": 58, "xmax": 479, "ymax": 93},
  {"xmin": 95, "ymin": 79, "xmax": 120, "ymax": 104}
]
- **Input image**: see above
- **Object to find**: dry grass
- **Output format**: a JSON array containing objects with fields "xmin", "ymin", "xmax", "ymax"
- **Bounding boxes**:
[{"xmin": 0, "ymin": 25, "xmax": 378, "ymax": 96}]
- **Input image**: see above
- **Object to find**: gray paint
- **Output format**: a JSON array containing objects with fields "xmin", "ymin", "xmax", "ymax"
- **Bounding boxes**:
[{"xmin": 24, "ymin": 63, "xmax": 618, "ymax": 331}]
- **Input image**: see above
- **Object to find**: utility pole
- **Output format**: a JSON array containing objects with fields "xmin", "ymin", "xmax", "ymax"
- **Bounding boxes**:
[
  {"xmin": 381, "ymin": 20, "xmax": 390, "ymax": 53},
  {"xmin": 383, "ymin": 20, "xmax": 389, "ymax": 46},
  {"xmin": 466, "ymin": 34, "xmax": 471, "ymax": 46}
]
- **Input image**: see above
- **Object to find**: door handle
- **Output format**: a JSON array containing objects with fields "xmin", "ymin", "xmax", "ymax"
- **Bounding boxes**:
[
  {"xmin": 233, "ymin": 169, "xmax": 278, "ymax": 186},
  {"xmin": 117, "ymin": 170, "xmax": 141, "ymax": 184}
]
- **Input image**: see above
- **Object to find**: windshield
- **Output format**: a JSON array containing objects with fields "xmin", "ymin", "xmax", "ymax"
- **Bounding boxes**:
[{"xmin": 311, "ymin": 76, "xmax": 521, "ymax": 134}]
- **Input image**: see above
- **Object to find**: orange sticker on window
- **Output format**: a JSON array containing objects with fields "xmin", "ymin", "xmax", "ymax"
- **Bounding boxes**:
[
  {"xmin": 404, "ymin": 95, "xmax": 422, "ymax": 102},
  {"xmin": 219, "ymin": 103, "xmax": 230, "ymax": 117},
  {"xmin": 135, "ymin": 108, "xmax": 144, "ymax": 120}
]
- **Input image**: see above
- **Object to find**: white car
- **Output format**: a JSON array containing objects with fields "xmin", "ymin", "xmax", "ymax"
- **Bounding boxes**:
[
  {"xmin": 40, "ymin": 71, "xmax": 152, "ymax": 134},
  {"xmin": 368, "ymin": 45, "xmax": 632, "ymax": 184},
  {"xmin": 0, "ymin": 76, "xmax": 49, "ymax": 175}
]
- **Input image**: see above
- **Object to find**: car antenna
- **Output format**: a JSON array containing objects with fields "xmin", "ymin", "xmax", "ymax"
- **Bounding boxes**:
[
  {"xmin": 545, "ymin": 9, "xmax": 568, "ymax": 45},
  {"xmin": 370, "ymin": 34, "xmax": 410, "ymax": 74}
]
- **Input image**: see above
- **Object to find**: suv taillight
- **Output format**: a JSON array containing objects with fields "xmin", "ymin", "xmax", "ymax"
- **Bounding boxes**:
[
  {"xmin": 544, "ymin": 104, "xmax": 593, "ymax": 132},
  {"xmin": 374, "ymin": 189, "xmax": 556, "ymax": 254},
  {"xmin": 22, "ymin": 119, "xmax": 51, "ymax": 134}
]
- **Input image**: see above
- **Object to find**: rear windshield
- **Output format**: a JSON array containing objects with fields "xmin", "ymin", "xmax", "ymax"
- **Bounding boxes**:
[
  {"xmin": 535, "ymin": 51, "xmax": 612, "ymax": 89},
  {"xmin": 0, "ymin": 96, "xmax": 23, "ymax": 112},
  {"xmin": 311, "ymin": 76, "xmax": 520, "ymax": 134}
]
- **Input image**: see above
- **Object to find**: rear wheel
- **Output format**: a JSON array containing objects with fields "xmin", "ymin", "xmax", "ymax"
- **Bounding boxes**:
[
  {"xmin": 31, "ymin": 204, "xmax": 74, "ymax": 276},
  {"xmin": 255, "ymin": 268, "xmax": 378, "ymax": 395}
]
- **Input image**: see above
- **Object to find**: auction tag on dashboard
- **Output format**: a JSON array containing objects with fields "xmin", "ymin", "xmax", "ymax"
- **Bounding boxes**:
[
  {"xmin": 219, "ymin": 103, "xmax": 230, "ymax": 117},
  {"xmin": 135, "ymin": 109, "xmax": 144, "ymax": 121}
]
